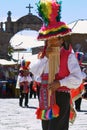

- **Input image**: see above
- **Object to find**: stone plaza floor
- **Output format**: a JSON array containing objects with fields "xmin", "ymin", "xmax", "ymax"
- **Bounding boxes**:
[{"xmin": 0, "ymin": 98, "xmax": 87, "ymax": 130}]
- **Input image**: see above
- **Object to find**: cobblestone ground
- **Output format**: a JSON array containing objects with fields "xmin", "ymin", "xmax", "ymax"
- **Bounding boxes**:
[{"xmin": 0, "ymin": 98, "xmax": 87, "ymax": 130}]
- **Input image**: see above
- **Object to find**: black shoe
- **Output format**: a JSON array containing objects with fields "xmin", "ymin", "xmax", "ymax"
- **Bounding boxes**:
[
  {"xmin": 76, "ymin": 108, "xmax": 81, "ymax": 112},
  {"xmin": 25, "ymin": 105, "xmax": 29, "ymax": 108},
  {"xmin": 19, "ymin": 104, "xmax": 22, "ymax": 107},
  {"xmin": 82, "ymin": 93, "xmax": 87, "ymax": 99}
]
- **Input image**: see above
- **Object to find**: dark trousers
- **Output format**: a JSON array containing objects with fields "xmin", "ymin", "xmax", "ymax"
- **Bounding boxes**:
[
  {"xmin": 30, "ymin": 81, "xmax": 36, "ymax": 98},
  {"xmin": 75, "ymin": 97, "xmax": 82, "ymax": 111},
  {"xmin": 19, "ymin": 87, "xmax": 29, "ymax": 106},
  {"xmin": 42, "ymin": 91, "xmax": 70, "ymax": 130},
  {"xmin": 37, "ymin": 85, "xmax": 40, "ymax": 100}
]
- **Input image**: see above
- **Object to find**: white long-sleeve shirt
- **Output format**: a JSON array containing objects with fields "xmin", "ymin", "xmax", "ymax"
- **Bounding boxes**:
[
  {"xmin": 30, "ymin": 52, "xmax": 83, "ymax": 89},
  {"xmin": 16, "ymin": 74, "xmax": 32, "ymax": 89}
]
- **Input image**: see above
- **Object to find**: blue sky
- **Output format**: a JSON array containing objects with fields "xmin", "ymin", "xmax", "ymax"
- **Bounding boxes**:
[{"xmin": 0, "ymin": 0, "xmax": 87, "ymax": 24}]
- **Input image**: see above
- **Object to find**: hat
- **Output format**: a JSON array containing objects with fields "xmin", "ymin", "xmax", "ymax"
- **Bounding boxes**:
[
  {"xmin": 19, "ymin": 58, "xmax": 31, "ymax": 71},
  {"xmin": 37, "ymin": 0, "xmax": 71, "ymax": 40},
  {"xmin": 75, "ymin": 52, "xmax": 84, "ymax": 65}
]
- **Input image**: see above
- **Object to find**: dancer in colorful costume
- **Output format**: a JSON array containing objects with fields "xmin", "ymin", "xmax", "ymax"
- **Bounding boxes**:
[
  {"xmin": 30, "ymin": 0, "xmax": 83, "ymax": 130},
  {"xmin": 18, "ymin": 59, "xmax": 32, "ymax": 107},
  {"xmin": 71, "ymin": 52, "xmax": 86, "ymax": 111}
]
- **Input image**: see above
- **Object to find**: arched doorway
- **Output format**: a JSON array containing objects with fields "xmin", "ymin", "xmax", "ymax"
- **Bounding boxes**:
[{"xmin": 0, "ymin": 13, "xmax": 43, "ymax": 59}]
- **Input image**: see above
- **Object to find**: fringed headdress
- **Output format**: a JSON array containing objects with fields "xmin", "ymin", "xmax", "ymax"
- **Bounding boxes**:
[
  {"xmin": 37, "ymin": 0, "xmax": 71, "ymax": 40},
  {"xmin": 19, "ymin": 57, "xmax": 31, "ymax": 71}
]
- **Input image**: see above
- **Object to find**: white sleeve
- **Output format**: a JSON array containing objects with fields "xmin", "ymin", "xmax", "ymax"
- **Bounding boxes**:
[
  {"xmin": 59, "ymin": 53, "xmax": 83, "ymax": 89},
  {"xmin": 34, "ymin": 76, "xmax": 41, "ymax": 83},
  {"xmin": 30, "ymin": 56, "xmax": 48, "ymax": 77},
  {"xmin": 27, "ymin": 75, "xmax": 33, "ymax": 82},
  {"xmin": 19, "ymin": 76, "xmax": 25, "ymax": 83},
  {"xmin": 18, "ymin": 75, "xmax": 23, "ymax": 83},
  {"xmin": 16, "ymin": 75, "xmax": 20, "ymax": 89},
  {"xmin": 81, "ymin": 71, "xmax": 86, "ymax": 79}
]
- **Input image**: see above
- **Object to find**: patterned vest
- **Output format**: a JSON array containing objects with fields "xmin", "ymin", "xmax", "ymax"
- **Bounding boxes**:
[
  {"xmin": 40, "ymin": 47, "xmax": 71, "ymax": 109},
  {"xmin": 55, "ymin": 47, "xmax": 71, "ymax": 92}
]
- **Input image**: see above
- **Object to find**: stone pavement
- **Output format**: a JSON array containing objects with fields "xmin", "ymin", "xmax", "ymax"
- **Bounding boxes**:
[{"xmin": 0, "ymin": 98, "xmax": 87, "ymax": 130}]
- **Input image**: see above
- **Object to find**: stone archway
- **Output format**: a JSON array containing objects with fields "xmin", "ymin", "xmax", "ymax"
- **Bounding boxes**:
[{"xmin": 0, "ymin": 11, "xmax": 43, "ymax": 59}]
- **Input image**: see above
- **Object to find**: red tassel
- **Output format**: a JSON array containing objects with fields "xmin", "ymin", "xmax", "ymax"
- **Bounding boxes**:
[
  {"xmin": 35, "ymin": 108, "xmax": 42, "ymax": 119},
  {"xmin": 32, "ymin": 81, "xmax": 37, "ymax": 92},
  {"xmin": 32, "ymin": 86, "xmax": 37, "ymax": 92},
  {"xmin": 69, "ymin": 106, "xmax": 76, "ymax": 124},
  {"xmin": 52, "ymin": 104, "xmax": 60, "ymax": 116}
]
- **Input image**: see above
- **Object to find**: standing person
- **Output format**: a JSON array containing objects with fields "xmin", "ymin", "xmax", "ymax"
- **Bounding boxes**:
[
  {"xmin": 18, "ymin": 60, "xmax": 32, "ymax": 108},
  {"xmin": 74, "ymin": 52, "xmax": 86, "ymax": 111},
  {"xmin": 74, "ymin": 67, "xmax": 86, "ymax": 111},
  {"xmin": 82, "ymin": 77, "xmax": 87, "ymax": 99},
  {"xmin": 29, "ymin": 72, "xmax": 37, "ymax": 99},
  {"xmin": 30, "ymin": 0, "xmax": 83, "ymax": 130}
]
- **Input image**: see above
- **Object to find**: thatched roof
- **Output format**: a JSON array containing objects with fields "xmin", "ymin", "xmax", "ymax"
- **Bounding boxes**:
[{"xmin": 68, "ymin": 19, "xmax": 87, "ymax": 34}]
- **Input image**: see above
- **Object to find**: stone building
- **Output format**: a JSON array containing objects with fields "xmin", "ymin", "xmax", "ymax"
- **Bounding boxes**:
[
  {"xmin": 0, "ymin": 10, "xmax": 42, "ymax": 59},
  {"xmin": 68, "ymin": 19, "xmax": 87, "ymax": 53}
]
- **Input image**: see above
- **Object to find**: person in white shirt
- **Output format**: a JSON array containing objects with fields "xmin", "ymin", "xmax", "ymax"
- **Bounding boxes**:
[
  {"xmin": 30, "ymin": 0, "xmax": 83, "ymax": 130},
  {"xmin": 30, "ymin": 36, "xmax": 83, "ymax": 130},
  {"xmin": 18, "ymin": 60, "xmax": 32, "ymax": 108}
]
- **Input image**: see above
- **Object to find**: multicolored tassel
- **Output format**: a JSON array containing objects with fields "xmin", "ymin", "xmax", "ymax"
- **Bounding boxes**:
[{"xmin": 35, "ymin": 104, "xmax": 60, "ymax": 120}]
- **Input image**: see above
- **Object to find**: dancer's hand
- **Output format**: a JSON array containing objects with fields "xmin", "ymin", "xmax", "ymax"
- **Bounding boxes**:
[{"xmin": 48, "ymin": 80, "xmax": 60, "ymax": 92}]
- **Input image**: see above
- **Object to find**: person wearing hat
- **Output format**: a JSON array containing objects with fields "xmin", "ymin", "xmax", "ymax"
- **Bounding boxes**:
[
  {"xmin": 72, "ymin": 52, "xmax": 86, "ymax": 112},
  {"xmin": 30, "ymin": 0, "xmax": 83, "ymax": 130},
  {"xmin": 18, "ymin": 59, "xmax": 32, "ymax": 107}
]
